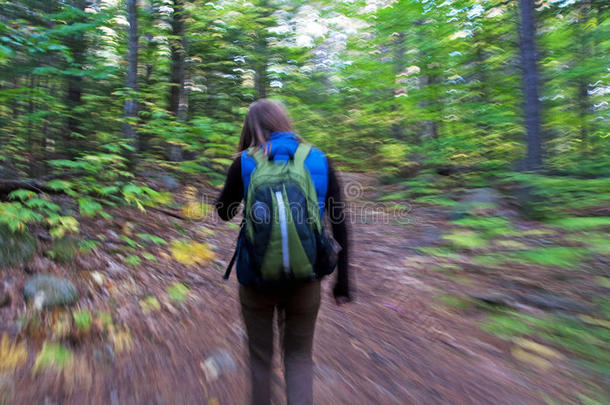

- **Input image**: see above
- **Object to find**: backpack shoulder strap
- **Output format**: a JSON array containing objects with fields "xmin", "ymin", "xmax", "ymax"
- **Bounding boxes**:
[
  {"xmin": 248, "ymin": 147, "xmax": 266, "ymax": 166},
  {"xmin": 293, "ymin": 143, "xmax": 312, "ymax": 167},
  {"xmin": 223, "ymin": 218, "xmax": 245, "ymax": 280}
]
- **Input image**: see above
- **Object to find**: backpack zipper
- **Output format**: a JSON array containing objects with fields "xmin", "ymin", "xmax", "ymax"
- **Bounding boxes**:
[{"xmin": 275, "ymin": 190, "xmax": 290, "ymax": 275}]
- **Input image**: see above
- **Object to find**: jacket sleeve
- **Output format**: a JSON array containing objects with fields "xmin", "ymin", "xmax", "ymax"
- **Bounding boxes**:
[
  {"xmin": 325, "ymin": 158, "xmax": 352, "ymax": 300},
  {"xmin": 215, "ymin": 156, "xmax": 244, "ymax": 221}
]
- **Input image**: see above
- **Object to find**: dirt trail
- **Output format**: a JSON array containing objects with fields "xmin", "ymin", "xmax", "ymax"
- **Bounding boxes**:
[{"xmin": 7, "ymin": 173, "xmax": 582, "ymax": 404}]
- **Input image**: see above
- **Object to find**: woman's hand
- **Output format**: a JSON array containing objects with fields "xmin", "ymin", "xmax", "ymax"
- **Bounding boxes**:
[
  {"xmin": 334, "ymin": 296, "xmax": 350, "ymax": 306},
  {"xmin": 333, "ymin": 283, "xmax": 351, "ymax": 306}
]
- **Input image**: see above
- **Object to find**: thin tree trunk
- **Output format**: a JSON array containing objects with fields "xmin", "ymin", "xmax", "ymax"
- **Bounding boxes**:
[
  {"xmin": 391, "ymin": 32, "xmax": 406, "ymax": 141},
  {"xmin": 139, "ymin": 0, "xmax": 157, "ymax": 153},
  {"xmin": 11, "ymin": 77, "xmax": 20, "ymax": 120},
  {"xmin": 123, "ymin": 0, "xmax": 139, "ymax": 167},
  {"xmin": 168, "ymin": 0, "xmax": 186, "ymax": 116},
  {"xmin": 64, "ymin": 0, "xmax": 88, "ymax": 157},
  {"xmin": 415, "ymin": 20, "xmax": 440, "ymax": 142},
  {"xmin": 254, "ymin": 2, "xmax": 272, "ymax": 100},
  {"xmin": 27, "ymin": 75, "xmax": 38, "ymax": 177},
  {"xmin": 575, "ymin": 2, "xmax": 591, "ymax": 151},
  {"xmin": 419, "ymin": 73, "xmax": 439, "ymax": 141},
  {"xmin": 254, "ymin": 40, "xmax": 268, "ymax": 100},
  {"xmin": 167, "ymin": 0, "xmax": 186, "ymax": 161},
  {"xmin": 254, "ymin": 59, "xmax": 268, "ymax": 99},
  {"xmin": 518, "ymin": 0, "xmax": 543, "ymax": 170}
]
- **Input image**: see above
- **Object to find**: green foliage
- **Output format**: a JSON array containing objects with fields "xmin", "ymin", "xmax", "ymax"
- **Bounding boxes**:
[
  {"xmin": 443, "ymin": 230, "xmax": 489, "ymax": 250},
  {"xmin": 167, "ymin": 282, "xmax": 189, "ymax": 303},
  {"xmin": 141, "ymin": 252, "xmax": 157, "ymax": 263},
  {"xmin": 0, "ymin": 224, "xmax": 37, "ymax": 267},
  {"xmin": 139, "ymin": 295, "xmax": 160, "ymax": 314},
  {"xmin": 33, "ymin": 343, "xmax": 73, "ymax": 373},
  {"xmin": 78, "ymin": 239, "xmax": 100, "ymax": 254},
  {"xmin": 452, "ymin": 217, "xmax": 516, "ymax": 237},
  {"xmin": 473, "ymin": 247, "xmax": 589, "ymax": 269},
  {"xmin": 438, "ymin": 294, "xmax": 471, "ymax": 310},
  {"xmin": 413, "ymin": 196, "xmax": 459, "ymax": 207},
  {"xmin": 47, "ymin": 236, "xmax": 79, "ymax": 263},
  {"xmin": 136, "ymin": 233, "xmax": 167, "ymax": 246},
  {"xmin": 119, "ymin": 235, "xmax": 141, "ymax": 249},
  {"xmin": 483, "ymin": 311, "xmax": 535, "ymax": 338},
  {"xmin": 484, "ymin": 309, "xmax": 610, "ymax": 378},
  {"xmin": 47, "ymin": 215, "xmax": 79, "ymax": 240},
  {"xmin": 500, "ymin": 173, "xmax": 610, "ymax": 219},
  {"xmin": 97, "ymin": 311, "xmax": 113, "ymax": 329},
  {"xmin": 1, "ymin": 189, "xmax": 77, "ymax": 239},
  {"xmin": 1, "ymin": 0, "xmax": 607, "ymax": 195},
  {"xmin": 512, "ymin": 247, "xmax": 589, "ymax": 268},
  {"xmin": 549, "ymin": 217, "xmax": 610, "ymax": 231},
  {"xmin": 124, "ymin": 255, "xmax": 141, "ymax": 267},
  {"xmin": 72, "ymin": 310, "xmax": 92, "ymax": 332},
  {"xmin": 0, "ymin": 201, "xmax": 43, "ymax": 233}
]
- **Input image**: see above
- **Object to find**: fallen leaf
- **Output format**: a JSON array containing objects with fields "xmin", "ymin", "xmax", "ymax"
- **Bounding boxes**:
[
  {"xmin": 0, "ymin": 334, "xmax": 27, "ymax": 373},
  {"xmin": 511, "ymin": 347, "xmax": 552, "ymax": 371},
  {"xmin": 109, "ymin": 325, "xmax": 133, "ymax": 353},
  {"xmin": 513, "ymin": 338, "xmax": 564, "ymax": 360},
  {"xmin": 579, "ymin": 315, "xmax": 610, "ymax": 329},
  {"xmin": 140, "ymin": 296, "xmax": 161, "ymax": 314},
  {"xmin": 170, "ymin": 240, "xmax": 215, "ymax": 266}
]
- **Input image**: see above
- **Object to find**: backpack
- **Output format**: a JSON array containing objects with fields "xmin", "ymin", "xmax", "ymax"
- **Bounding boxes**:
[{"xmin": 223, "ymin": 143, "xmax": 338, "ymax": 284}]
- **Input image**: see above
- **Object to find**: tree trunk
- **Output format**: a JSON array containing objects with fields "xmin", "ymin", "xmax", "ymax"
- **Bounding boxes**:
[
  {"xmin": 518, "ymin": 0, "xmax": 543, "ymax": 170},
  {"xmin": 575, "ymin": 2, "xmax": 591, "ymax": 151},
  {"xmin": 254, "ymin": 38, "xmax": 268, "ymax": 100},
  {"xmin": 138, "ymin": 0, "xmax": 157, "ymax": 153},
  {"xmin": 64, "ymin": 0, "xmax": 88, "ymax": 157},
  {"xmin": 254, "ymin": 53, "xmax": 268, "ymax": 100},
  {"xmin": 391, "ymin": 32, "xmax": 406, "ymax": 141},
  {"xmin": 419, "ymin": 73, "xmax": 439, "ymax": 141},
  {"xmin": 167, "ymin": 0, "xmax": 186, "ymax": 161},
  {"xmin": 123, "ymin": 0, "xmax": 139, "ymax": 166},
  {"xmin": 253, "ymin": 3, "xmax": 272, "ymax": 100},
  {"xmin": 415, "ymin": 20, "xmax": 440, "ymax": 143}
]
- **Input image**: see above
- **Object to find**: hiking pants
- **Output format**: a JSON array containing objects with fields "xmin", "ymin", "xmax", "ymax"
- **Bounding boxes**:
[{"xmin": 239, "ymin": 280, "xmax": 321, "ymax": 405}]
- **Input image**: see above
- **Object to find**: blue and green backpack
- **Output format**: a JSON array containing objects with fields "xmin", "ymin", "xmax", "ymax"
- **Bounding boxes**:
[{"xmin": 223, "ymin": 143, "xmax": 338, "ymax": 285}]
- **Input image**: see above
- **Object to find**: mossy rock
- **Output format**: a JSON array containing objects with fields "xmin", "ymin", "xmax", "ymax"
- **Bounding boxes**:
[
  {"xmin": 505, "ymin": 183, "xmax": 547, "ymax": 220},
  {"xmin": 47, "ymin": 236, "xmax": 79, "ymax": 263},
  {"xmin": 24, "ymin": 274, "xmax": 78, "ymax": 308},
  {"xmin": 0, "ymin": 225, "xmax": 37, "ymax": 267},
  {"xmin": 451, "ymin": 188, "xmax": 503, "ymax": 219}
]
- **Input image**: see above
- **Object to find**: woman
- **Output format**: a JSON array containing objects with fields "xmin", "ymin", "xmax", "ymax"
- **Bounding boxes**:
[{"xmin": 215, "ymin": 99, "xmax": 351, "ymax": 405}]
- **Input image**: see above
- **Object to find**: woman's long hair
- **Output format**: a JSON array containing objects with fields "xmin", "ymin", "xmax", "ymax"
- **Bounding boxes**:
[{"xmin": 238, "ymin": 99, "xmax": 296, "ymax": 152}]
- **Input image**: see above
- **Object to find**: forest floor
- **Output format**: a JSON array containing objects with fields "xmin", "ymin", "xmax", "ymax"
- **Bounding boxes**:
[{"xmin": 1, "ymin": 172, "xmax": 608, "ymax": 404}]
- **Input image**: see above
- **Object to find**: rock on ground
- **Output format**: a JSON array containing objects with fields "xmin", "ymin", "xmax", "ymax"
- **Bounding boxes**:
[{"xmin": 23, "ymin": 274, "xmax": 78, "ymax": 309}]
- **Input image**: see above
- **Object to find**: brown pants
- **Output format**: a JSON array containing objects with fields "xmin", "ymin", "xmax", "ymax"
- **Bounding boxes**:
[{"xmin": 239, "ymin": 281, "xmax": 321, "ymax": 405}]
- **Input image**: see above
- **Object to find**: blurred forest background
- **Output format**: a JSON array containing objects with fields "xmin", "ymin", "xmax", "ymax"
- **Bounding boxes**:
[
  {"xmin": 0, "ymin": 0, "xmax": 609, "ymax": 404},
  {"xmin": 1, "ymin": 0, "xmax": 608, "ymax": 182}
]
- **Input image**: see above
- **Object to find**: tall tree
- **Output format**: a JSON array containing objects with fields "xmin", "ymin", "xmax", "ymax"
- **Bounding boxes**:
[
  {"xmin": 168, "ymin": 0, "xmax": 187, "ymax": 119},
  {"xmin": 518, "ymin": 0, "xmax": 543, "ymax": 170},
  {"xmin": 167, "ymin": 0, "xmax": 187, "ymax": 161},
  {"xmin": 123, "ymin": 0, "xmax": 139, "ymax": 162},
  {"xmin": 253, "ymin": 1, "xmax": 273, "ymax": 99},
  {"xmin": 64, "ymin": 0, "xmax": 88, "ymax": 156}
]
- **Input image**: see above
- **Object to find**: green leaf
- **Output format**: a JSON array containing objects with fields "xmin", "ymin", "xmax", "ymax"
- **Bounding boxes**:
[
  {"xmin": 78, "ymin": 198, "xmax": 103, "ymax": 217},
  {"xmin": 8, "ymin": 189, "xmax": 36, "ymax": 201}
]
